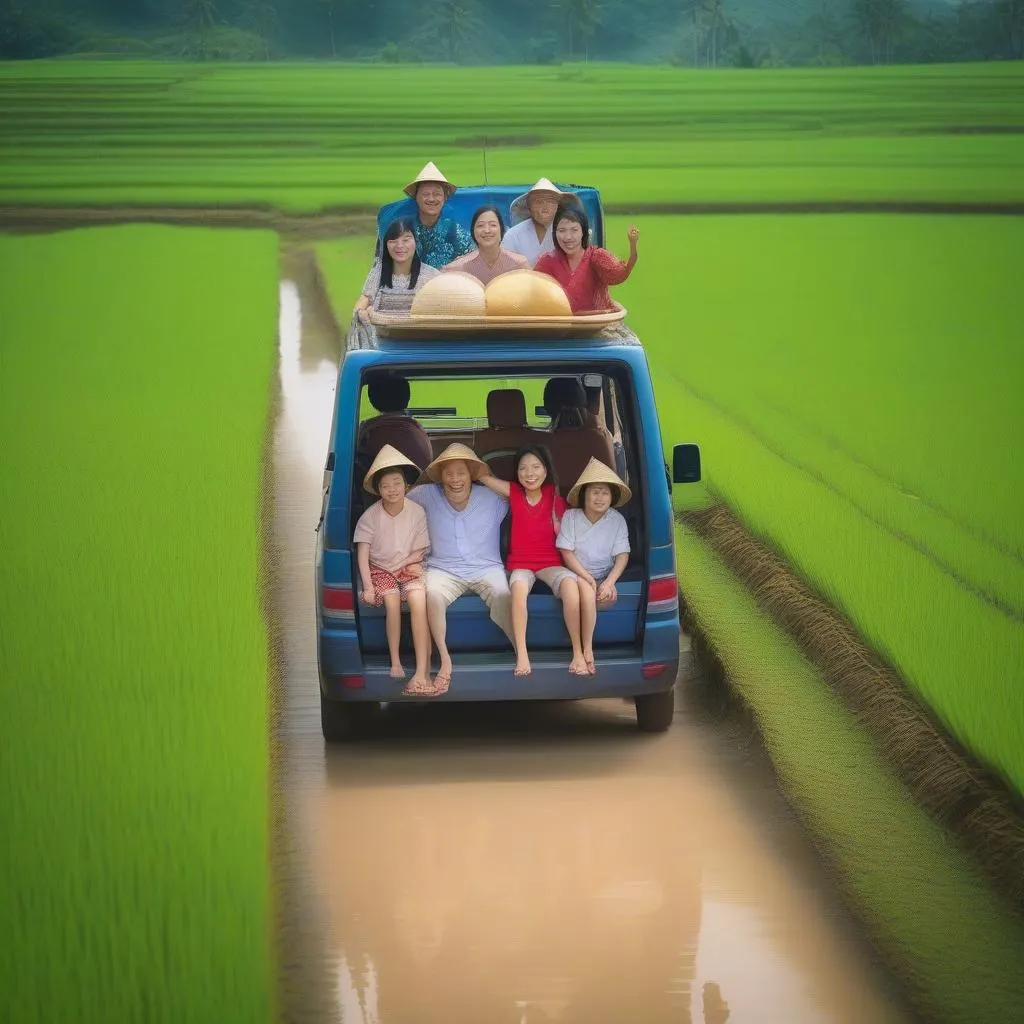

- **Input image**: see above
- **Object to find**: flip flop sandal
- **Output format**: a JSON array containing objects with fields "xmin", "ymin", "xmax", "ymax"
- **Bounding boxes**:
[
  {"xmin": 402, "ymin": 679, "xmax": 432, "ymax": 696},
  {"xmin": 431, "ymin": 672, "xmax": 451, "ymax": 696}
]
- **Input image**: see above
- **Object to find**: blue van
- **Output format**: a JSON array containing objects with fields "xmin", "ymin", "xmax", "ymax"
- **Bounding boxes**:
[{"xmin": 316, "ymin": 185, "xmax": 700, "ymax": 740}]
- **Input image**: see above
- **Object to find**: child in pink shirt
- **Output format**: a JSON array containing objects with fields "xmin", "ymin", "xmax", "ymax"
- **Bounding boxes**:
[{"xmin": 353, "ymin": 445, "xmax": 434, "ymax": 695}]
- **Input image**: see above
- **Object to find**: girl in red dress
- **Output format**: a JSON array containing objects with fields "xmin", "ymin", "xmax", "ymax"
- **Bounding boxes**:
[
  {"xmin": 479, "ymin": 445, "xmax": 590, "ymax": 677},
  {"xmin": 534, "ymin": 207, "xmax": 638, "ymax": 314}
]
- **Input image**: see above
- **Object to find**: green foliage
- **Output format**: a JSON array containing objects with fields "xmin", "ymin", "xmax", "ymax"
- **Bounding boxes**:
[
  {"xmin": 0, "ymin": 7, "xmax": 79, "ymax": 58},
  {"xmin": 10, "ymin": 0, "xmax": 1024, "ymax": 63},
  {"xmin": 1, "ymin": 62, "xmax": 1022, "ymax": 213},
  {"xmin": 675, "ymin": 526, "xmax": 1024, "ymax": 1023},
  {"xmin": 621, "ymin": 213, "xmax": 1024, "ymax": 792},
  {"xmin": 0, "ymin": 224, "xmax": 278, "ymax": 1023}
]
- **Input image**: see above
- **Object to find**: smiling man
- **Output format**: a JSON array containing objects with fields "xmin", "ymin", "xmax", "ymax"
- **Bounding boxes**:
[
  {"xmin": 406, "ymin": 443, "xmax": 513, "ymax": 693},
  {"xmin": 401, "ymin": 161, "xmax": 473, "ymax": 268}
]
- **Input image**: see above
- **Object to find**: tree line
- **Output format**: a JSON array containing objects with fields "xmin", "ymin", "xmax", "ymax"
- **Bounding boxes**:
[{"xmin": 2, "ymin": 0, "xmax": 1022, "ymax": 65}]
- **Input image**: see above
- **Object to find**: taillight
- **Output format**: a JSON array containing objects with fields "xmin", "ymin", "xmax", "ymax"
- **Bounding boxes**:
[
  {"xmin": 647, "ymin": 576, "xmax": 678, "ymax": 606},
  {"xmin": 340, "ymin": 674, "xmax": 365, "ymax": 689},
  {"xmin": 642, "ymin": 662, "xmax": 668, "ymax": 679},
  {"xmin": 322, "ymin": 585, "xmax": 355, "ymax": 614}
]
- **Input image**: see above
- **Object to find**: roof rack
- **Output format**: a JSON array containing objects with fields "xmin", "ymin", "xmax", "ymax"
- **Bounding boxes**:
[{"xmin": 346, "ymin": 320, "xmax": 641, "ymax": 353}]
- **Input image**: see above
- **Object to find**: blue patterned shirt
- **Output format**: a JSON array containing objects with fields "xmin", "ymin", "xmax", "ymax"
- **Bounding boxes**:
[{"xmin": 413, "ymin": 216, "xmax": 474, "ymax": 268}]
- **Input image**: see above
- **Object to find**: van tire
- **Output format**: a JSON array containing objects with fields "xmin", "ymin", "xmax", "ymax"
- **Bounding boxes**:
[
  {"xmin": 321, "ymin": 694, "xmax": 381, "ymax": 742},
  {"xmin": 634, "ymin": 689, "xmax": 675, "ymax": 733}
]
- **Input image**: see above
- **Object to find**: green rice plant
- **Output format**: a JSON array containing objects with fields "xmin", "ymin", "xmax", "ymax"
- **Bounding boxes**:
[
  {"xmin": 1, "ymin": 61, "xmax": 1022, "ymax": 211},
  {"xmin": 620, "ymin": 214, "xmax": 1024, "ymax": 792},
  {"xmin": 674, "ymin": 523, "xmax": 1024, "ymax": 1024},
  {"xmin": 0, "ymin": 224, "xmax": 279, "ymax": 1023}
]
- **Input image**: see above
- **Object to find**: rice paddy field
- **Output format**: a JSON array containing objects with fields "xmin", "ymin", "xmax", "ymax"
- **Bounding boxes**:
[
  {"xmin": 1, "ymin": 61, "xmax": 1023, "ymax": 211},
  {"xmin": 673, "ymin": 523, "xmax": 1024, "ymax": 1024},
  {"xmin": 3, "ymin": 56, "xmax": 1023, "ymax": 1022},
  {"xmin": 0, "ymin": 224, "xmax": 279, "ymax": 1022}
]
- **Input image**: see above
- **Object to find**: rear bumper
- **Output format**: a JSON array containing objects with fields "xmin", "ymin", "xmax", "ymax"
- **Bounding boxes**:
[{"xmin": 320, "ymin": 647, "xmax": 679, "ymax": 702}]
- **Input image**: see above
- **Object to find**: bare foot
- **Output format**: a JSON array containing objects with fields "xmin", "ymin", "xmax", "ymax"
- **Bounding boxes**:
[
  {"xmin": 402, "ymin": 673, "xmax": 433, "ymax": 696},
  {"xmin": 584, "ymin": 652, "xmax": 596, "ymax": 675},
  {"xmin": 569, "ymin": 654, "xmax": 588, "ymax": 675},
  {"xmin": 513, "ymin": 655, "xmax": 532, "ymax": 677},
  {"xmin": 389, "ymin": 663, "xmax": 406, "ymax": 680}
]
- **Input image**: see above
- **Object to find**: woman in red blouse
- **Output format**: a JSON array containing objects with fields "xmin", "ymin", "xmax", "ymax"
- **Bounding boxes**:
[
  {"xmin": 534, "ymin": 207, "xmax": 639, "ymax": 314},
  {"xmin": 479, "ymin": 445, "xmax": 591, "ymax": 677}
]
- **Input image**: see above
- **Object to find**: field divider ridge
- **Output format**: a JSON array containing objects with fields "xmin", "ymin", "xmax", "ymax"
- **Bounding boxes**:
[{"xmin": 679, "ymin": 501, "xmax": 1024, "ymax": 915}]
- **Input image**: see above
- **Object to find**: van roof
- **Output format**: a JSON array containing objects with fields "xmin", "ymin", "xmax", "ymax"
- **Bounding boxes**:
[{"xmin": 377, "ymin": 183, "xmax": 605, "ymax": 247}]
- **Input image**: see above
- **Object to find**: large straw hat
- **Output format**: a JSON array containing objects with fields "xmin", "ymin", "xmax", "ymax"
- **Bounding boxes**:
[
  {"xmin": 424, "ymin": 442, "xmax": 492, "ymax": 483},
  {"xmin": 411, "ymin": 272, "xmax": 487, "ymax": 316},
  {"xmin": 566, "ymin": 458, "xmax": 632, "ymax": 509},
  {"xmin": 403, "ymin": 161, "xmax": 457, "ymax": 200},
  {"xmin": 509, "ymin": 178, "xmax": 573, "ymax": 225},
  {"xmin": 363, "ymin": 444, "xmax": 421, "ymax": 495},
  {"xmin": 485, "ymin": 269, "xmax": 572, "ymax": 317}
]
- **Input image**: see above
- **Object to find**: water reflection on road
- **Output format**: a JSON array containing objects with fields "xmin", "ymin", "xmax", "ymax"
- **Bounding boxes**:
[{"xmin": 272, "ymin": 258, "xmax": 913, "ymax": 1024}]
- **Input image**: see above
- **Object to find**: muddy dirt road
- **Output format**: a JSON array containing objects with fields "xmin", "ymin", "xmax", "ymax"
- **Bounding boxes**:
[{"xmin": 270, "ymin": 257, "xmax": 914, "ymax": 1024}]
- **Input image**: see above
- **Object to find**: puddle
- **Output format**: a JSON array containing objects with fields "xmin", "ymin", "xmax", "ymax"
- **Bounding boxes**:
[{"xmin": 271, "ymin": 256, "xmax": 914, "ymax": 1024}]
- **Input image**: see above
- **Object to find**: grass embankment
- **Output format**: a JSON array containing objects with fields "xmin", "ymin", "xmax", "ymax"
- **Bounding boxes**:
[
  {"xmin": 675, "ymin": 523, "xmax": 1024, "ymax": 1024},
  {"xmin": 0, "ymin": 225, "xmax": 278, "ymax": 1022},
  {"xmin": 609, "ymin": 213, "xmax": 1024, "ymax": 796},
  {"xmin": 2, "ymin": 61, "xmax": 1024, "ymax": 211}
]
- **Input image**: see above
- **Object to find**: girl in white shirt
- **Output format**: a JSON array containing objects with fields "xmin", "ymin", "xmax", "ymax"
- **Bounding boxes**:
[{"xmin": 556, "ymin": 458, "xmax": 632, "ymax": 675}]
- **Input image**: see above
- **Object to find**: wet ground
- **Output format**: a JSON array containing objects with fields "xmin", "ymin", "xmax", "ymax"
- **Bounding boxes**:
[{"xmin": 270, "ymin": 250, "xmax": 916, "ymax": 1024}]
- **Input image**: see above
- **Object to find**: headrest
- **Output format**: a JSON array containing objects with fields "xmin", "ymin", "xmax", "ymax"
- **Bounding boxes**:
[
  {"xmin": 543, "ymin": 377, "xmax": 586, "ymax": 417},
  {"xmin": 487, "ymin": 389, "xmax": 528, "ymax": 429}
]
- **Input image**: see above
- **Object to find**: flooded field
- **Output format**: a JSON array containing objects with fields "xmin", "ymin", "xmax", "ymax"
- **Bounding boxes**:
[{"xmin": 270, "ymin": 252, "xmax": 914, "ymax": 1023}]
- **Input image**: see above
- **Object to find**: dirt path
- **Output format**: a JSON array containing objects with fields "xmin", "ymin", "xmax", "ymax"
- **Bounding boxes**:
[{"xmin": 267, "ymin": 252, "xmax": 916, "ymax": 1023}]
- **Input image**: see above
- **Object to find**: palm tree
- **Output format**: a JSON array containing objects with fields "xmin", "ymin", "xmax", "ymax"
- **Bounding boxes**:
[
  {"xmin": 681, "ymin": 0, "xmax": 710, "ymax": 66},
  {"xmin": 851, "ymin": 0, "xmax": 906, "ymax": 64},
  {"xmin": 318, "ymin": 0, "xmax": 340, "ymax": 59},
  {"xmin": 557, "ymin": 0, "xmax": 602, "ymax": 61},
  {"xmin": 182, "ymin": 0, "xmax": 217, "ymax": 59},
  {"xmin": 239, "ymin": 0, "xmax": 277, "ymax": 60},
  {"xmin": 704, "ymin": 0, "xmax": 731, "ymax": 68},
  {"xmin": 997, "ymin": 0, "xmax": 1024, "ymax": 58},
  {"xmin": 418, "ymin": 0, "xmax": 484, "ymax": 63},
  {"xmin": 807, "ymin": 0, "xmax": 843, "ymax": 64}
]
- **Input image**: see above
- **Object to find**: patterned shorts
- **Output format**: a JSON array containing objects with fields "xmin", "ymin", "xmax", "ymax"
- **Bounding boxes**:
[{"xmin": 369, "ymin": 565, "xmax": 425, "ymax": 605}]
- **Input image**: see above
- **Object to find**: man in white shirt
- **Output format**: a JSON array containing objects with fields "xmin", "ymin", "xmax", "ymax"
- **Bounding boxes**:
[{"xmin": 502, "ymin": 178, "xmax": 570, "ymax": 268}]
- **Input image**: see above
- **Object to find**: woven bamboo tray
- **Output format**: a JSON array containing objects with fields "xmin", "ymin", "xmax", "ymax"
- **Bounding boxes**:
[{"xmin": 369, "ymin": 303, "xmax": 627, "ymax": 339}]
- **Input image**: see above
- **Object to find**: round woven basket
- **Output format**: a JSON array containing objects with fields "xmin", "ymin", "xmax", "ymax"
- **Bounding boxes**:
[
  {"xmin": 484, "ymin": 270, "xmax": 572, "ymax": 317},
  {"xmin": 410, "ymin": 272, "xmax": 487, "ymax": 316}
]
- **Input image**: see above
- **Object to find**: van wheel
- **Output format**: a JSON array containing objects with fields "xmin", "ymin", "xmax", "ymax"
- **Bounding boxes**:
[
  {"xmin": 321, "ymin": 694, "xmax": 381, "ymax": 742},
  {"xmin": 634, "ymin": 689, "xmax": 675, "ymax": 733}
]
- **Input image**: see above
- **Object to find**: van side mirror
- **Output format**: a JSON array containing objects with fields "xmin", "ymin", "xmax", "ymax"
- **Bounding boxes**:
[{"xmin": 672, "ymin": 443, "xmax": 701, "ymax": 484}]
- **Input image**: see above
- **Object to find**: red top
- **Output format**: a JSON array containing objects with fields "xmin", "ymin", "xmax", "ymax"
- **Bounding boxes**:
[
  {"xmin": 506, "ymin": 483, "xmax": 568, "ymax": 572},
  {"xmin": 534, "ymin": 247, "xmax": 633, "ymax": 314}
]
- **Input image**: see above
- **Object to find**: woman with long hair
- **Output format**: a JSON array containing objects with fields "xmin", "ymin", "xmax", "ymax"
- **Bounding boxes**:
[
  {"xmin": 354, "ymin": 217, "xmax": 440, "ymax": 322},
  {"xmin": 534, "ymin": 207, "xmax": 638, "ymax": 314},
  {"xmin": 442, "ymin": 205, "xmax": 528, "ymax": 285}
]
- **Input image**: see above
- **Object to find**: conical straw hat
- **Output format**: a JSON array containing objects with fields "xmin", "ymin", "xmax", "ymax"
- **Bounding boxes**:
[
  {"xmin": 403, "ymin": 161, "xmax": 457, "ymax": 200},
  {"xmin": 485, "ymin": 269, "xmax": 571, "ymax": 317},
  {"xmin": 566, "ymin": 458, "xmax": 632, "ymax": 509},
  {"xmin": 411, "ymin": 272, "xmax": 487, "ymax": 316},
  {"xmin": 509, "ymin": 178, "xmax": 574, "ymax": 224},
  {"xmin": 424, "ymin": 442, "xmax": 491, "ymax": 483},
  {"xmin": 363, "ymin": 444, "xmax": 422, "ymax": 495}
]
